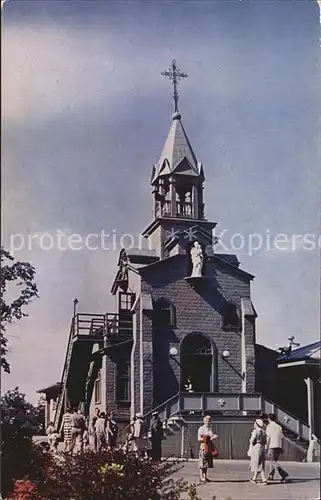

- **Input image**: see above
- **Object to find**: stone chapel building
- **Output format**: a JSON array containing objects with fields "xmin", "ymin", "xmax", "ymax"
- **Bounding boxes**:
[{"xmin": 39, "ymin": 63, "xmax": 319, "ymax": 459}]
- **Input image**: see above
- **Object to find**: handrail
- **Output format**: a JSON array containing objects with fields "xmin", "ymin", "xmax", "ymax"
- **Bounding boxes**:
[
  {"xmin": 262, "ymin": 395, "xmax": 308, "ymax": 427},
  {"xmin": 54, "ymin": 317, "xmax": 76, "ymax": 428},
  {"xmin": 74, "ymin": 313, "xmax": 106, "ymax": 336},
  {"xmin": 144, "ymin": 393, "xmax": 180, "ymax": 419},
  {"xmin": 54, "ymin": 313, "xmax": 106, "ymax": 428},
  {"xmin": 143, "ymin": 392, "xmax": 310, "ymax": 443},
  {"xmin": 105, "ymin": 313, "xmax": 133, "ymax": 337},
  {"xmin": 176, "ymin": 201, "xmax": 192, "ymax": 217},
  {"xmin": 155, "ymin": 201, "xmax": 193, "ymax": 218},
  {"xmin": 261, "ymin": 395, "xmax": 310, "ymax": 440}
]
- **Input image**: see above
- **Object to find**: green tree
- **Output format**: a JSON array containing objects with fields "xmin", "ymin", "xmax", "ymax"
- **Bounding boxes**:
[
  {"xmin": 0, "ymin": 247, "xmax": 38, "ymax": 373},
  {"xmin": 0, "ymin": 388, "xmax": 45, "ymax": 496}
]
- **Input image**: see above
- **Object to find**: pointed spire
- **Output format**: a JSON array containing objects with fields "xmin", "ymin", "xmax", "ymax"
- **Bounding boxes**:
[
  {"xmin": 153, "ymin": 59, "xmax": 203, "ymax": 181},
  {"xmin": 155, "ymin": 118, "xmax": 199, "ymax": 177}
]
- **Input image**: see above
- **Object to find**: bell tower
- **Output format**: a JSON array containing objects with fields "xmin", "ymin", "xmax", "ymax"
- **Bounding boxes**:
[
  {"xmin": 142, "ymin": 60, "xmax": 217, "ymax": 259},
  {"xmin": 151, "ymin": 113, "xmax": 205, "ymax": 221}
]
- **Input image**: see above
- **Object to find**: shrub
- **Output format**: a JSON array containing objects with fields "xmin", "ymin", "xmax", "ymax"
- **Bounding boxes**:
[
  {"xmin": 9, "ymin": 448, "xmax": 187, "ymax": 500},
  {"xmin": 1, "ymin": 388, "xmax": 45, "ymax": 497}
]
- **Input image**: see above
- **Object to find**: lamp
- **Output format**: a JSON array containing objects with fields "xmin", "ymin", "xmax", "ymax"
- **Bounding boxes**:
[
  {"xmin": 221, "ymin": 350, "xmax": 230, "ymax": 359},
  {"xmin": 169, "ymin": 347, "xmax": 178, "ymax": 357}
]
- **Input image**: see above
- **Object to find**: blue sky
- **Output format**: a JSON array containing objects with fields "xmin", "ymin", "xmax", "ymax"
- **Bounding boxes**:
[{"xmin": 2, "ymin": 0, "xmax": 320, "ymax": 403}]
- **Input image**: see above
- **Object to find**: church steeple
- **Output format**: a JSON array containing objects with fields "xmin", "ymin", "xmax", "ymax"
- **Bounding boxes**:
[
  {"xmin": 150, "ymin": 60, "xmax": 205, "ymax": 221},
  {"xmin": 142, "ymin": 60, "xmax": 216, "ymax": 259}
]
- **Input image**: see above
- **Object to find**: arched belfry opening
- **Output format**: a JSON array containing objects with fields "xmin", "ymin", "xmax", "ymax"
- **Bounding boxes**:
[{"xmin": 181, "ymin": 333, "xmax": 213, "ymax": 393}]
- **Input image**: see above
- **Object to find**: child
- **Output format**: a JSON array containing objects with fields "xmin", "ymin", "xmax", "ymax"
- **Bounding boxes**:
[
  {"xmin": 83, "ymin": 427, "xmax": 89, "ymax": 452},
  {"xmin": 46, "ymin": 422, "xmax": 59, "ymax": 452}
]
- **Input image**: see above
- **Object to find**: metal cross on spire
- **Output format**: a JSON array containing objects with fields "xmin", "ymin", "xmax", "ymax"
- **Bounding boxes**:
[{"xmin": 161, "ymin": 59, "xmax": 188, "ymax": 115}]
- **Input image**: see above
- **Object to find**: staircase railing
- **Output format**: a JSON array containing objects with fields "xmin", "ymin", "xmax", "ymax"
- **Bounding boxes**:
[
  {"xmin": 144, "ymin": 392, "xmax": 310, "ymax": 443},
  {"xmin": 144, "ymin": 393, "xmax": 180, "ymax": 423},
  {"xmin": 54, "ymin": 313, "xmax": 106, "ymax": 429},
  {"xmin": 105, "ymin": 313, "xmax": 133, "ymax": 340},
  {"xmin": 54, "ymin": 317, "xmax": 76, "ymax": 429},
  {"xmin": 261, "ymin": 396, "xmax": 310, "ymax": 441}
]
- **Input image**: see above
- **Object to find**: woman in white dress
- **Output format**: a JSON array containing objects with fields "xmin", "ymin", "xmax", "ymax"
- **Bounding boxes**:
[
  {"xmin": 247, "ymin": 419, "xmax": 267, "ymax": 485},
  {"xmin": 132, "ymin": 413, "xmax": 147, "ymax": 456},
  {"xmin": 197, "ymin": 415, "xmax": 218, "ymax": 483}
]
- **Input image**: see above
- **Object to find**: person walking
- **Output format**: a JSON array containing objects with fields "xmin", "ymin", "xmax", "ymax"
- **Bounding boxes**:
[
  {"xmin": 266, "ymin": 413, "xmax": 289, "ymax": 482},
  {"xmin": 70, "ymin": 408, "xmax": 86, "ymax": 454},
  {"xmin": 107, "ymin": 411, "xmax": 118, "ymax": 449},
  {"xmin": 95, "ymin": 411, "xmax": 107, "ymax": 451},
  {"xmin": 132, "ymin": 412, "xmax": 147, "ymax": 456},
  {"xmin": 60, "ymin": 407, "xmax": 73, "ymax": 453},
  {"xmin": 149, "ymin": 411, "xmax": 164, "ymax": 462},
  {"xmin": 248, "ymin": 419, "xmax": 268, "ymax": 485},
  {"xmin": 197, "ymin": 415, "xmax": 218, "ymax": 483}
]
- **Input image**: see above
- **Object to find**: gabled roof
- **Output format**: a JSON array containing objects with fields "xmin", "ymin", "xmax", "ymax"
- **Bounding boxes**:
[
  {"xmin": 210, "ymin": 254, "xmax": 254, "ymax": 280},
  {"xmin": 138, "ymin": 252, "xmax": 254, "ymax": 281},
  {"xmin": 278, "ymin": 341, "xmax": 321, "ymax": 363},
  {"xmin": 215, "ymin": 254, "xmax": 240, "ymax": 267},
  {"xmin": 151, "ymin": 116, "xmax": 203, "ymax": 183}
]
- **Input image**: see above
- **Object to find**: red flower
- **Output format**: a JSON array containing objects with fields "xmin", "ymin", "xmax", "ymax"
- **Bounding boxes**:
[{"xmin": 11, "ymin": 479, "xmax": 38, "ymax": 499}]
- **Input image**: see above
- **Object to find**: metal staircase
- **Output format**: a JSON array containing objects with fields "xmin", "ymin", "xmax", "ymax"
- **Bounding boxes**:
[
  {"xmin": 54, "ymin": 314, "xmax": 105, "ymax": 429},
  {"xmin": 54, "ymin": 311, "xmax": 133, "ymax": 430}
]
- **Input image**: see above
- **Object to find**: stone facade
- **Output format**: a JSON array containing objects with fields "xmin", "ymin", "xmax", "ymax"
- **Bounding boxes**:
[
  {"xmin": 100, "ymin": 109, "xmax": 258, "ymax": 421},
  {"xmin": 102, "ymin": 249, "xmax": 257, "ymax": 420}
]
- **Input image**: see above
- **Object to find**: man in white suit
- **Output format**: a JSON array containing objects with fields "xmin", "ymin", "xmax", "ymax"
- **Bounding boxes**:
[{"xmin": 266, "ymin": 413, "xmax": 289, "ymax": 482}]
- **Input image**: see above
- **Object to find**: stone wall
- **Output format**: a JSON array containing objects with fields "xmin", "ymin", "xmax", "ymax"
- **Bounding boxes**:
[{"xmin": 138, "ymin": 253, "xmax": 256, "ymax": 410}]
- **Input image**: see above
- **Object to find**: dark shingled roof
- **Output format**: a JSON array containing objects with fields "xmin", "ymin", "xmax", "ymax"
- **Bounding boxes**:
[
  {"xmin": 278, "ymin": 341, "xmax": 320, "ymax": 362},
  {"xmin": 151, "ymin": 116, "xmax": 204, "ymax": 183}
]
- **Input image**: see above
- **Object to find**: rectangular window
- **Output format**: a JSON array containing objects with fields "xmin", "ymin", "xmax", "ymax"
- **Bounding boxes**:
[
  {"xmin": 116, "ymin": 360, "xmax": 130, "ymax": 401},
  {"xmin": 222, "ymin": 303, "xmax": 241, "ymax": 330},
  {"xmin": 159, "ymin": 308, "xmax": 172, "ymax": 326},
  {"xmin": 119, "ymin": 293, "xmax": 135, "ymax": 311},
  {"xmin": 94, "ymin": 370, "xmax": 101, "ymax": 404}
]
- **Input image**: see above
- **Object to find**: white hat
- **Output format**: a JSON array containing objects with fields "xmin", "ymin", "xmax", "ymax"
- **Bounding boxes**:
[
  {"xmin": 135, "ymin": 412, "xmax": 143, "ymax": 418},
  {"xmin": 152, "ymin": 411, "xmax": 159, "ymax": 417}
]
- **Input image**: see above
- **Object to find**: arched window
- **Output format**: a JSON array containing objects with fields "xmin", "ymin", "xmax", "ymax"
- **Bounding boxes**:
[
  {"xmin": 154, "ymin": 298, "xmax": 176, "ymax": 327},
  {"xmin": 222, "ymin": 302, "xmax": 240, "ymax": 330},
  {"xmin": 180, "ymin": 333, "xmax": 213, "ymax": 392}
]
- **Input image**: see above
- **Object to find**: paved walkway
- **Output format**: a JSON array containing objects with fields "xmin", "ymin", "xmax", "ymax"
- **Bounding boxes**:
[{"xmin": 173, "ymin": 460, "xmax": 320, "ymax": 500}]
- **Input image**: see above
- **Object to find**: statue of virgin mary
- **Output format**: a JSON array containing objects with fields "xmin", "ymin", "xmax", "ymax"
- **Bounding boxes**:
[{"xmin": 190, "ymin": 241, "xmax": 203, "ymax": 277}]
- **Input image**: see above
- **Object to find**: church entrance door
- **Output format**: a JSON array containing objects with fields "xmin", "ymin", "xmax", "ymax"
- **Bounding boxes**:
[{"xmin": 181, "ymin": 334, "xmax": 212, "ymax": 393}]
